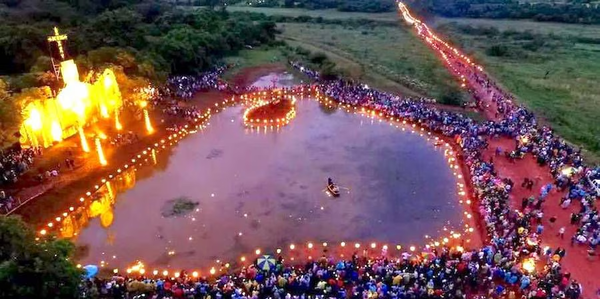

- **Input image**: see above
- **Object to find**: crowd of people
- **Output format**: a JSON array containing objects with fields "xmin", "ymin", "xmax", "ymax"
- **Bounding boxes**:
[
  {"xmin": 167, "ymin": 66, "xmax": 229, "ymax": 99},
  {"xmin": 161, "ymin": 105, "xmax": 202, "ymax": 121},
  {"xmin": 290, "ymin": 61, "xmax": 320, "ymax": 81},
  {"xmin": 0, "ymin": 146, "xmax": 40, "ymax": 186},
  {"xmin": 77, "ymin": 58, "xmax": 597, "ymax": 298},
  {"xmin": 79, "ymin": 246, "xmax": 582, "ymax": 299},
  {"xmin": 0, "ymin": 147, "xmax": 43, "ymax": 212},
  {"xmin": 109, "ymin": 132, "xmax": 140, "ymax": 148},
  {"xmin": 436, "ymin": 38, "xmax": 599, "ymax": 252}
]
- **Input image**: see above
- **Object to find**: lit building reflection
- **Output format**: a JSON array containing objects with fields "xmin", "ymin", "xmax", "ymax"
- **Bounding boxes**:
[{"xmin": 59, "ymin": 167, "xmax": 137, "ymax": 238}]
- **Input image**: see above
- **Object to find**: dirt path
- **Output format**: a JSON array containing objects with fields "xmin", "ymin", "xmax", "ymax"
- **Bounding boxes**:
[
  {"xmin": 483, "ymin": 138, "xmax": 598, "ymax": 297},
  {"xmin": 443, "ymin": 40, "xmax": 598, "ymax": 299}
]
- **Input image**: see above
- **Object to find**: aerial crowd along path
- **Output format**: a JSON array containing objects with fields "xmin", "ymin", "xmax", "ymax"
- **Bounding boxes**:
[{"xmin": 397, "ymin": 2, "xmax": 598, "ymax": 297}]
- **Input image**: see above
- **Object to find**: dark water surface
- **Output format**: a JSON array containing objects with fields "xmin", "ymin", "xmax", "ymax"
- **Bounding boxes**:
[{"xmin": 74, "ymin": 97, "xmax": 462, "ymax": 269}]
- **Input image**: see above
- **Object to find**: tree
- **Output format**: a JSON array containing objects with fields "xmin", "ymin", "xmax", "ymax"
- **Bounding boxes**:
[
  {"xmin": 309, "ymin": 52, "xmax": 328, "ymax": 65},
  {"xmin": 440, "ymin": 87, "xmax": 464, "ymax": 106},
  {"xmin": 83, "ymin": 8, "xmax": 145, "ymax": 50},
  {"xmin": 0, "ymin": 216, "xmax": 82, "ymax": 298},
  {"xmin": 486, "ymin": 44, "xmax": 510, "ymax": 57},
  {"xmin": 111, "ymin": 66, "xmax": 151, "ymax": 104}
]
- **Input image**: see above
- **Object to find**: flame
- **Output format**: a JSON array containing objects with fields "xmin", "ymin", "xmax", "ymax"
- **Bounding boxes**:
[
  {"xmin": 60, "ymin": 60, "xmax": 80, "ymax": 84},
  {"xmin": 561, "ymin": 167, "xmax": 574, "ymax": 177},
  {"xmin": 103, "ymin": 75, "xmax": 113, "ymax": 89},
  {"xmin": 57, "ymin": 81, "xmax": 89, "ymax": 119},
  {"xmin": 100, "ymin": 104, "xmax": 109, "ymax": 118},
  {"xmin": 50, "ymin": 121, "xmax": 62, "ymax": 141},
  {"xmin": 115, "ymin": 110, "xmax": 123, "ymax": 130},
  {"xmin": 19, "ymin": 57, "xmax": 124, "ymax": 149},
  {"xmin": 144, "ymin": 108, "xmax": 153, "ymax": 133},
  {"xmin": 78, "ymin": 126, "xmax": 90, "ymax": 152},
  {"xmin": 95, "ymin": 137, "xmax": 107, "ymax": 166},
  {"xmin": 522, "ymin": 258, "xmax": 536, "ymax": 273},
  {"xmin": 26, "ymin": 107, "xmax": 43, "ymax": 131}
]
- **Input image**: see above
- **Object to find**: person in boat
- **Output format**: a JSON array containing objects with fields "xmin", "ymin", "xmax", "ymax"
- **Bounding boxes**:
[{"xmin": 327, "ymin": 177, "xmax": 340, "ymax": 197}]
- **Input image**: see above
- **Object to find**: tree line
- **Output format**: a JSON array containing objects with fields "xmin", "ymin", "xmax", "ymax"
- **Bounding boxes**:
[
  {"xmin": 232, "ymin": 10, "xmax": 398, "ymax": 27},
  {"xmin": 289, "ymin": 0, "xmax": 395, "ymax": 12},
  {"xmin": 0, "ymin": 0, "xmax": 278, "ymax": 147},
  {"xmin": 406, "ymin": 0, "xmax": 600, "ymax": 24},
  {"xmin": 0, "ymin": 0, "xmax": 278, "ymax": 77},
  {"xmin": 212, "ymin": 0, "xmax": 397, "ymax": 13},
  {"xmin": 220, "ymin": 0, "xmax": 600, "ymax": 24}
]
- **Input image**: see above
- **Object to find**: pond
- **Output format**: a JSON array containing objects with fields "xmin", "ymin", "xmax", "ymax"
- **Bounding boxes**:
[{"xmin": 72, "ymin": 76, "xmax": 463, "ymax": 269}]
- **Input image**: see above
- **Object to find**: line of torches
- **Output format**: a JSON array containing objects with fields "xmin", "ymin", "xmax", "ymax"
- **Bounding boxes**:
[
  {"xmin": 397, "ymin": 2, "xmax": 483, "ymax": 91},
  {"xmin": 36, "ymin": 86, "xmax": 486, "ymax": 277},
  {"xmin": 74, "ymin": 99, "xmax": 154, "ymax": 167}
]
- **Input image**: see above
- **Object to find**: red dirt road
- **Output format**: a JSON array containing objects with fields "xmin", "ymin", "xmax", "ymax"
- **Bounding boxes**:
[{"xmin": 482, "ymin": 137, "xmax": 598, "ymax": 298}]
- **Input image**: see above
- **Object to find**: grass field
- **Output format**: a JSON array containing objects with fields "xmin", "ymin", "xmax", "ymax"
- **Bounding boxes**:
[
  {"xmin": 434, "ymin": 18, "xmax": 600, "ymax": 160},
  {"xmin": 279, "ymin": 22, "xmax": 461, "ymax": 99},
  {"xmin": 198, "ymin": 6, "xmax": 460, "ymax": 99},
  {"xmin": 222, "ymin": 47, "xmax": 288, "ymax": 80}
]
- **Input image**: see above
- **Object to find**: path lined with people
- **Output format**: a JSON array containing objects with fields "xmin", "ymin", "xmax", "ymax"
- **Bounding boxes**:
[{"xmin": 397, "ymin": 2, "xmax": 598, "ymax": 297}]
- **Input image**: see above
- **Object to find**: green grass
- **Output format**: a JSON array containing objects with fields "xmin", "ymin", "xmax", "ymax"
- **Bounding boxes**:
[
  {"xmin": 222, "ymin": 47, "xmax": 287, "ymax": 80},
  {"xmin": 434, "ymin": 18, "xmax": 600, "ymax": 161},
  {"xmin": 279, "ymin": 22, "xmax": 461, "ymax": 99}
]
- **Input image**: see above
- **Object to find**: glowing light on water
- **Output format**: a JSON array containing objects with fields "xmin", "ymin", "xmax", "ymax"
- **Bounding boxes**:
[{"xmin": 151, "ymin": 148, "xmax": 157, "ymax": 165}]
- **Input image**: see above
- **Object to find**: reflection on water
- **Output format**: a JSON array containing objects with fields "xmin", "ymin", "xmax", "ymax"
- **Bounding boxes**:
[
  {"xmin": 59, "ymin": 167, "xmax": 135, "ymax": 238},
  {"xmin": 252, "ymin": 73, "xmax": 297, "ymax": 88},
  {"xmin": 70, "ymin": 98, "xmax": 462, "ymax": 269},
  {"xmin": 59, "ymin": 146, "xmax": 173, "ymax": 239}
]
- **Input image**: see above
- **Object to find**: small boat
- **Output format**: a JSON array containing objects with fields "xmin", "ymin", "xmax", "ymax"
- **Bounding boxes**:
[{"xmin": 327, "ymin": 178, "xmax": 340, "ymax": 197}]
